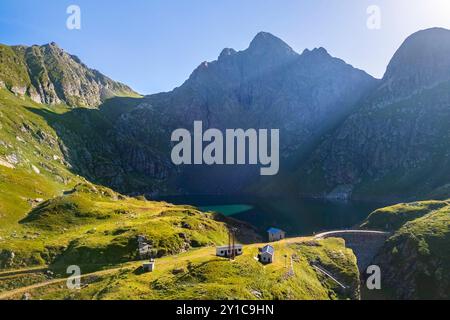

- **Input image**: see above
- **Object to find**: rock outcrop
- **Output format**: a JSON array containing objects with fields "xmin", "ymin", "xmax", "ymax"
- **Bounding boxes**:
[{"xmin": 0, "ymin": 43, "xmax": 138, "ymax": 107}]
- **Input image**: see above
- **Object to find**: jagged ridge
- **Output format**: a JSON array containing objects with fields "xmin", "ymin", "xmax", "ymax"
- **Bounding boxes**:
[{"xmin": 0, "ymin": 42, "xmax": 138, "ymax": 107}]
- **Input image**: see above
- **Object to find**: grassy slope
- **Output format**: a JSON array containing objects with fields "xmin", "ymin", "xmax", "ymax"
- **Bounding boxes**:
[
  {"xmin": 361, "ymin": 200, "xmax": 450, "ymax": 299},
  {"xmin": 0, "ymin": 45, "xmax": 30, "ymax": 89},
  {"xmin": 0, "ymin": 181, "xmax": 258, "ymax": 273},
  {"xmin": 361, "ymin": 200, "xmax": 448, "ymax": 231},
  {"xmin": 0, "ymin": 89, "xmax": 79, "ymax": 229},
  {"xmin": 0, "ymin": 271, "xmax": 49, "ymax": 293},
  {"xmin": 0, "ymin": 89, "xmax": 252, "ymax": 268},
  {"xmin": 4, "ymin": 237, "xmax": 359, "ymax": 300}
]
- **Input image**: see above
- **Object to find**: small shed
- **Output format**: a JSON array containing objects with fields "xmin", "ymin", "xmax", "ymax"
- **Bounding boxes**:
[
  {"xmin": 267, "ymin": 228, "xmax": 286, "ymax": 242},
  {"xmin": 143, "ymin": 259, "xmax": 156, "ymax": 272},
  {"xmin": 258, "ymin": 245, "xmax": 275, "ymax": 264},
  {"xmin": 216, "ymin": 244, "xmax": 243, "ymax": 258}
]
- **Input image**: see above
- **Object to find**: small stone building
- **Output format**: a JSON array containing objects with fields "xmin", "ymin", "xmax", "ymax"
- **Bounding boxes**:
[
  {"xmin": 267, "ymin": 228, "xmax": 286, "ymax": 242},
  {"xmin": 216, "ymin": 244, "xmax": 243, "ymax": 258},
  {"xmin": 258, "ymin": 245, "xmax": 274, "ymax": 264}
]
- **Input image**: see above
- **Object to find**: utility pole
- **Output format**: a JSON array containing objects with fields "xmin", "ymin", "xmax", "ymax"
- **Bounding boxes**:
[
  {"xmin": 229, "ymin": 227, "xmax": 238, "ymax": 261},
  {"xmin": 228, "ymin": 228, "xmax": 231, "ymax": 260}
]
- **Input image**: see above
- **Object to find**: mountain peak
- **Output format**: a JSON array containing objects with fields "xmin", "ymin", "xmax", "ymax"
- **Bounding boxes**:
[
  {"xmin": 0, "ymin": 43, "xmax": 138, "ymax": 107},
  {"xmin": 219, "ymin": 48, "xmax": 237, "ymax": 60},
  {"xmin": 301, "ymin": 47, "xmax": 330, "ymax": 58},
  {"xmin": 383, "ymin": 27, "xmax": 450, "ymax": 91},
  {"xmin": 313, "ymin": 47, "xmax": 329, "ymax": 55},
  {"xmin": 43, "ymin": 42, "xmax": 63, "ymax": 51},
  {"xmin": 247, "ymin": 32, "xmax": 296, "ymax": 56},
  {"xmin": 395, "ymin": 27, "xmax": 450, "ymax": 54},
  {"xmin": 406, "ymin": 27, "xmax": 450, "ymax": 39}
]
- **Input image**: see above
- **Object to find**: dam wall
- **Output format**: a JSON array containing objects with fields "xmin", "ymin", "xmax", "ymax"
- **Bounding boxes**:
[{"xmin": 315, "ymin": 230, "xmax": 390, "ymax": 271}]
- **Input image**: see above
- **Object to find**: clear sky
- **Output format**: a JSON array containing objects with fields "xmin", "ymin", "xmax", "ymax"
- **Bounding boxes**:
[{"xmin": 1, "ymin": 0, "xmax": 450, "ymax": 94}]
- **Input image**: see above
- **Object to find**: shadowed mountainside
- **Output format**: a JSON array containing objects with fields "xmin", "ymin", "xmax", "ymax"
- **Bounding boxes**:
[
  {"xmin": 32, "ymin": 32, "xmax": 375, "ymax": 195},
  {"xmin": 266, "ymin": 28, "xmax": 450, "ymax": 202}
]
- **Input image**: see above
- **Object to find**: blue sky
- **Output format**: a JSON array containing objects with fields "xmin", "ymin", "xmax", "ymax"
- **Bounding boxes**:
[{"xmin": 1, "ymin": 0, "xmax": 450, "ymax": 94}]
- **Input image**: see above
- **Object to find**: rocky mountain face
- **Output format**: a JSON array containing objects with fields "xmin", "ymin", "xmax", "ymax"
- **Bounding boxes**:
[
  {"xmin": 20, "ymin": 96, "xmax": 174, "ymax": 196},
  {"xmin": 293, "ymin": 28, "xmax": 450, "ymax": 201},
  {"xmin": 383, "ymin": 27, "xmax": 450, "ymax": 99},
  {"xmin": 2, "ymin": 29, "xmax": 450, "ymax": 200},
  {"xmin": 112, "ymin": 32, "xmax": 376, "ymax": 194},
  {"xmin": 0, "ymin": 43, "xmax": 137, "ymax": 107}
]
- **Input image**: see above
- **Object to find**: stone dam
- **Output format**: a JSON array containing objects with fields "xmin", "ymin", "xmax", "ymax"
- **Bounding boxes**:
[{"xmin": 314, "ymin": 230, "xmax": 391, "ymax": 271}]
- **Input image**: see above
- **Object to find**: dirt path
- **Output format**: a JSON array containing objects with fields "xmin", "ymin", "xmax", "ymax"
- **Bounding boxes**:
[
  {"xmin": 0, "ymin": 266, "xmax": 48, "ymax": 278},
  {"xmin": 0, "ymin": 264, "xmax": 135, "ymax": 300},
  {"xmin": 0, "ymin": 248, "xmax": 217, "ymax": 300}
]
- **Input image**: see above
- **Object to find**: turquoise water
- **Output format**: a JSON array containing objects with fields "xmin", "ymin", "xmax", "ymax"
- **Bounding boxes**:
[
  {"xmin": 158, "ymin": 195, "xmax": 386, "ymax": 236},
  {"xmin": 199, "ymin": 204, "xmax": 254, "ymax": 216}
]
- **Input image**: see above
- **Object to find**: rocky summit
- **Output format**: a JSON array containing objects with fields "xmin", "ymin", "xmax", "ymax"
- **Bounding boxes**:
[
  {"xmin": 0, "ymin": 42, "xmax": 138, "ymax": 108},
  {"xmin": 111, "ymin": 32, "xmax": 376, "ymax": 194}
]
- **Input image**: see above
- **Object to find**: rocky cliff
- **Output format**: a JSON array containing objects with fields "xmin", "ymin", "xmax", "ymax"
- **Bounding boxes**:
[
  {"xmin": 112, "ymin": 32, "xmax": 376, "ymax": 194},
  {"xmin": 293, "ymin": 28, "xmax": 450, "ymax": 201},
  {"xmin": 0, "ymin": 43, "xmax": 138, "ymax": 107}
]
